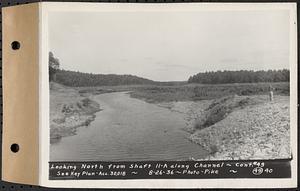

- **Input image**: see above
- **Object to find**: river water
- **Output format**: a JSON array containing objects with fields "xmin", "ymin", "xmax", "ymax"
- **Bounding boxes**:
[{"xmin": 50, "ymin": 92, "xmax": 207, "ymax": 161}]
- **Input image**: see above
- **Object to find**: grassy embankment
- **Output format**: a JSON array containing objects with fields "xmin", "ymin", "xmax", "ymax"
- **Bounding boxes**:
[{"xmin": 50, "ymin": 82, "xmax": 101, "ymax": 143}]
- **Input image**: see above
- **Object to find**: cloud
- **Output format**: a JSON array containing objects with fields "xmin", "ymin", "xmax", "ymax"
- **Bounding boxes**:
[
  {"xmin": 119, "ymin": 58, "xmax": 129, "ymax": 62},
  {"xmin": 157, "ymin": 63, "xmax": 198, "ymax": 70},
  {"xmin": 220, "ymin": 58, "xmax": 239, "ymax": 63}
]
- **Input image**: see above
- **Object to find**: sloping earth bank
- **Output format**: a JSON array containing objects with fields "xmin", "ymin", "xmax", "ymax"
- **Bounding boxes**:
[
  {"xmin": 159, "ymin": 95, "xmax": 290, "ymax": 160},
  {"xmin": 50, "ymin": 82, "xmax": 101, "ymax": 143}
]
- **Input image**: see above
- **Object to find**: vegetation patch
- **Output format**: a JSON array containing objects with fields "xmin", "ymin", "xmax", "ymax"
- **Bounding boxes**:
[
  {"xmin": 129, "ymin": 82, "xmax": 289, "ymax": 103},
  {"xmin": 193, "ymin": 95, "xmax": 261, "ymax": 131},
  {"xmin": 188, "ymin": 70, "xmax": 289, "ymax": 84}
]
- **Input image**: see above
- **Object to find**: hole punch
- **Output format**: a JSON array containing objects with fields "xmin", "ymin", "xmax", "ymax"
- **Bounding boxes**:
[
  {"xmin": 11, "ymin": 41, "xmax": 21, "ymax": 50},
  {"xmin": 10, "ymin": 143, "xmax": 19, "ymax": 153}
]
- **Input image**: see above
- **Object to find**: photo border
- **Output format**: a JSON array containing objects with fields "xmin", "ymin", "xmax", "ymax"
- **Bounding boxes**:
[{"xmin": 40, "ymin": 2, "xmax": 298, "ymax": 188}]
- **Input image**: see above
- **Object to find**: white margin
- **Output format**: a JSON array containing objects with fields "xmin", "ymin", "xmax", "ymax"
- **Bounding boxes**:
[{"xmin": 39, "ymin": 2, "xmax": 298, "ymax": 188}]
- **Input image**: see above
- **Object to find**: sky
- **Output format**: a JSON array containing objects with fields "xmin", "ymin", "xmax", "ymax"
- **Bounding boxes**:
[{"xmin": 49, "ymin": 10, "xmax": 290, "ymax": 81}]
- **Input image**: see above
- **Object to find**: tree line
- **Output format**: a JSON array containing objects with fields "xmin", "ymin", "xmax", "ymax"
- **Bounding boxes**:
[
  {"xmin": 49, "ymin": 51, "xmax": 290, "ymax": 86},
  {"xmin": 55, "ymin": 70, "xmax": 155, "ymax": 87},
  {"xmin": 49, "ymin": 52, "xmax": 60, "ymax": 81},
  {"xmin": 188, "ymin": 70, "xmax": 289, "ymax": 84},
  {"xmin": 49, "ymin": 51, "xmax": 154, "ymax": 86}
]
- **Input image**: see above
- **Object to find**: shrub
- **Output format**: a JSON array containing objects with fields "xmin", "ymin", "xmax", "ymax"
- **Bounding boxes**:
[
  {"xmin": 203, "ymin": 104, "xmax": 228, "ymax": 127},
  {"xmin": 76, "ymin": 102, "xmax": 83, "ymax": 109},
  {"xmin": 194, "ymin": 95, "xmax": 258, "ymax": 130},
  {"xmin": 82, "ymin": 98, "xmax": 91, "ymax": 107},
  {"xmin": 209, "ymin": 145, "xmax": 218, "ymax": 155}
]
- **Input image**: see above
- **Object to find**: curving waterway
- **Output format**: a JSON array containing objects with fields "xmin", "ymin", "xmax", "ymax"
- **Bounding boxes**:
[{"xmin": 50, "ymin": 92, "xmax": 207, "ymax": 161}]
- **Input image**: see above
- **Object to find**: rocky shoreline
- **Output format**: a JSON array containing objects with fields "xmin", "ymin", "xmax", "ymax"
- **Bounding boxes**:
[{"xmin": 158, "ymin": 95, "xmax": 291, "ymax": 160}]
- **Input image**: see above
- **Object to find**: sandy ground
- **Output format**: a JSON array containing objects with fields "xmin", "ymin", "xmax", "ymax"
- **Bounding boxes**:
[
  {"xmin": 158, "ymin": 95, "xmax": 291, "ymax": 160},
  {"xmin": 50, "ymin": 83, "xmax": 101, "ymax": 143}
]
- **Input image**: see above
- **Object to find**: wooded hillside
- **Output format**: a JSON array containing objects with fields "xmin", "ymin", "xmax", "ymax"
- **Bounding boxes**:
[
  {"xmin": 55, "ymin": 69, "xmax": 155, "ymax": 87},
  {"xmin": 188, "ymin": 70, "xmax": 289, "ymax": 84}
]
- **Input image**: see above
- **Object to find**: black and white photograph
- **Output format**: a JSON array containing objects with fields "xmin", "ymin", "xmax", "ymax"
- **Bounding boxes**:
[{"xmin": 49, "ymin": 5, "xmax": 292, "ymax": 163}]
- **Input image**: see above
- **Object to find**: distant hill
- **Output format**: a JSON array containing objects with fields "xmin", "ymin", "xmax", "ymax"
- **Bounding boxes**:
[
  {"xmin": 55, "ymin": 69, "xmax": 156, "ymax": 87},
  {"xmin": 188, "ymin": 69, "xmax": 290, "ymax": 84}
]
